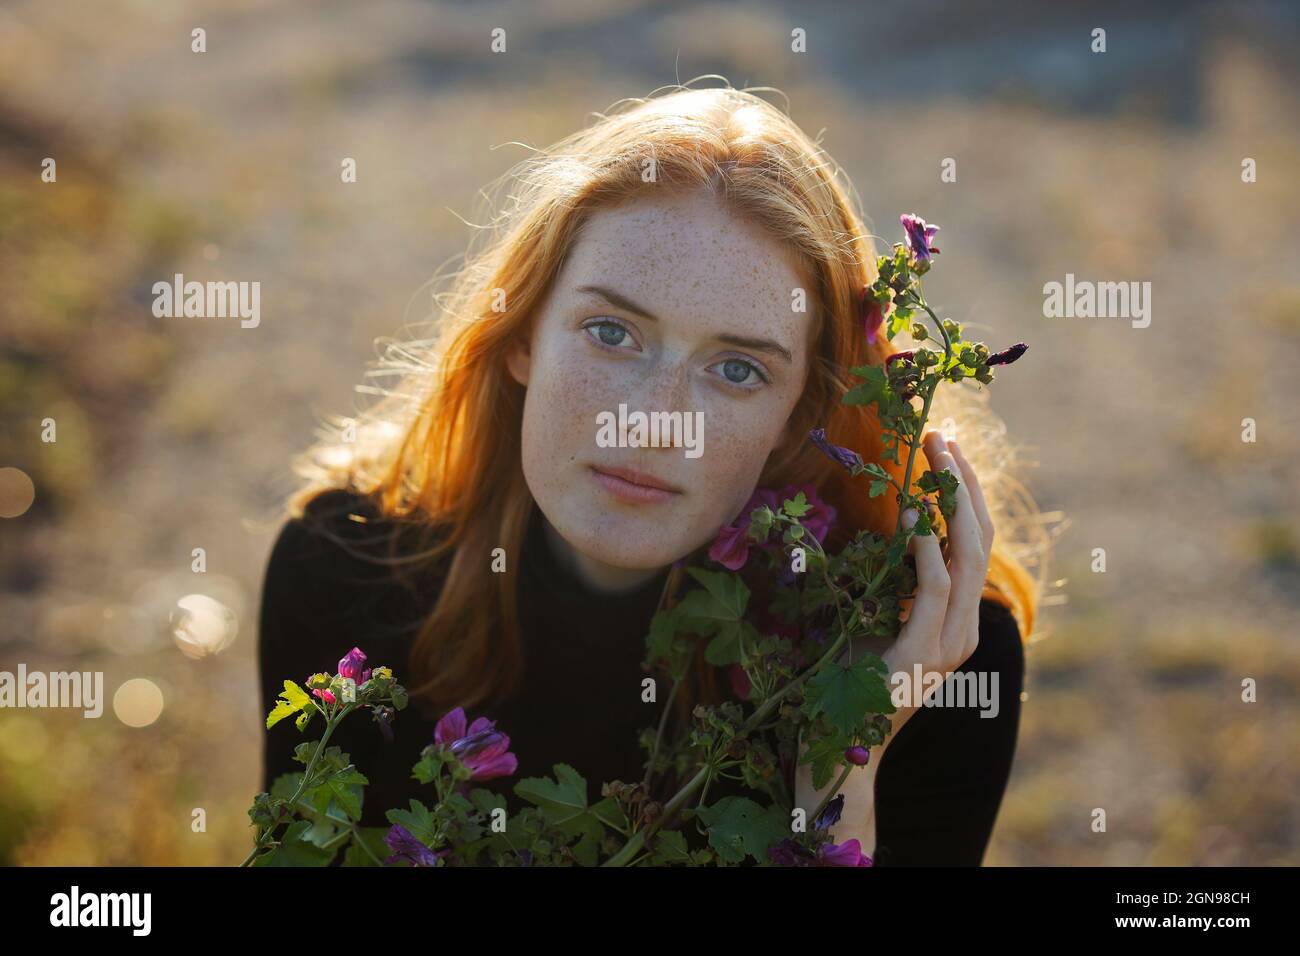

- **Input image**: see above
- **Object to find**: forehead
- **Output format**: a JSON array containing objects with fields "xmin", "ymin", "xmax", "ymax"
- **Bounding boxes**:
[{"xmin": 560, "ymin": 190, "xmax": 810, "ymax": 342}]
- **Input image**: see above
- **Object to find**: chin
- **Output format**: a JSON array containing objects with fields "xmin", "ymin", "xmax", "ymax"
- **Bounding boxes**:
[{"xmin": 562, "ymin": 510, "xmax": 690, "ymax": 570}]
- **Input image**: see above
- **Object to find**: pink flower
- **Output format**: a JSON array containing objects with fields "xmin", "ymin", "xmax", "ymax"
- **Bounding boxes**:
[
  {"xmin": 311, "ymin": 687, "xmax": 336, "ymax": 705},
  {"xmin": 433, "ymin": 707, "xmax": 518, "ymax": 782},
  {"xmin": 900, "ymin": 213, "xmax": 940, "ymax": 265},
  {"xmin": 861, "ymin": 285, "xmax": 894, "ymax": 345},
  {"xmin": 708, "ymin": 521, "xmax": 753, "ymax": 571},
  {"xmin": 707, "ymin": 485, "xmax": 836, "ymax": 572},
  {"xmin": 819, "ymin": 838, "xmax": 874, "ymax": 867},
  {"xmin": 337, "ymin": 647, "xmax": 371, "ymax": 685}
]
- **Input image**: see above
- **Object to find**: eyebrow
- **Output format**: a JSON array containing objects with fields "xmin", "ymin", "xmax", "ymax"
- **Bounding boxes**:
[{"xmin": 574, "ymin": 284, "xmax": 794, "ymax": 364}]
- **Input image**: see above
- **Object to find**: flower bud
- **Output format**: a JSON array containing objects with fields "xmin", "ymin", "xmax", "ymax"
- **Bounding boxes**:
[
  {"xmin": 809, "ymin": 427, "xmax": 865, "ymax": 475},
  {"xmin": 338, "ymin": 647, "xmax": 368, "ymax": 683},
  {"xmin": 885, "ymin": 349, "xmax": 915, "ymax": 367},
  {"xmin": 845, "ymin": 745, "xmax": 871, "ymax": 766},
  {"xmin": 986, "ymin": 342, "xmax": 1028, "ymax": 366}
]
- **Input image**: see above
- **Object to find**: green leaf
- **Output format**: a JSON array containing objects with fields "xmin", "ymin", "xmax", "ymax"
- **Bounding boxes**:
[
  {"xmin": 513, "ymin": 763, "xmax": 589, "ymax": 825},
  {"xmin": 646, "ymin": 605, "xmax": 686, "ymax": 667},
  {"xmin": 386, "ymin": 799, "xmax": 438, "ymax": 845},
  {"xmin": 343, "ymin": 826, "xmax": 391, "ymax": 867},
  {"xmin": 804, "ymin": 654, "xmax": 896, "ymax": 735},
  {"xmin": 556, "ymin": 812, "xmax": 607, "ymax": 866},
  {"xmin": 696, "ymin": 797, "xmax": 788, "ymax": 864},
  {"xmin": 869, "ymin": 479, "xmax": 890, "ymax": 498},
  {"xmin": 588, "ymin": 796, "xmax": 630, "ymax": 834},
  {"xmin": 683, "ymin": 567, "xmax": 750, "ymax": 621},
  {"xmin": 649, "ymin": 828, "xmax": 692, "ymax": 864},
  {"xmin": 799, "ymin": 732, "xmax": 854, "ymax": 791},
  {"xmin": 704, "ymin": 619, "xmax": 759, "ymax": 666},
  {"xmin": 266, "ymin": 680, "xmax": 312, "ymax": 729},
  {"xmin": 781, "ymin": 491, "xmax": 810, "ymax": 518},
  {"xmin": 251, "ymin": 820, "xmax": 333, "ymax": 867},
  {"xmin": 843, "ymin": 365, "xmax": 890, "ymax": 408},
  {"xmin": 318, "ymin": 767, "xmax": 368, "ymax": 822},
  {"xmin": 301, "ymin": 815, "xmax": 341, "ymax": 848}
]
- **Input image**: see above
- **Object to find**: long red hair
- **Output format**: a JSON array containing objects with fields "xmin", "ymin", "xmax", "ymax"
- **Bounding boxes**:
[{"xmin": 286, "ymin": 83, "xmax": 1049, "ymax": 721}]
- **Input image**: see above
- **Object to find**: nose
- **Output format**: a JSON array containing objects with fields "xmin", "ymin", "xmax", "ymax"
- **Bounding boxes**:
[
  {"xmin": 632, "ymin": 354, "xmax": 692, "ymax": 415},
  {"xmin": 627, "ymin": 357, "xmax": 702, "ymax": 458}
]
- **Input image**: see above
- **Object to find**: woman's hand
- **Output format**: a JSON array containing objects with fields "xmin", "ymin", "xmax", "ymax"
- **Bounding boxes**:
[
  {"xmin": 881, "ymin": 429, "xmax": 995, "ymax": 739},
  {"xmin": 793, "ymin": 429, "xmax": 995, "ymax": 855}
]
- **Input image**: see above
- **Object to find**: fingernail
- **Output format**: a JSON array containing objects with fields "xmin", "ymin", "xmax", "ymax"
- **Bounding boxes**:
[{"xmin": 902, "ymin": 509, "xmax": 918, "ymax": 529}]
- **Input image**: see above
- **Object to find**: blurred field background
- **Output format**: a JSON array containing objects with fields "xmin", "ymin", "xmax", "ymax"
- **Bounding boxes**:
[{"xmin": 2, "ymin": 0, "xmax": 1298, "ymax": 865}]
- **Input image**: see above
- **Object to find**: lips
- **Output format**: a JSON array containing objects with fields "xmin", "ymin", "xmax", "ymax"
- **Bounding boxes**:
[{"xmin": 588, "ymin": 464, "xmax": 684, "ymax": 504}]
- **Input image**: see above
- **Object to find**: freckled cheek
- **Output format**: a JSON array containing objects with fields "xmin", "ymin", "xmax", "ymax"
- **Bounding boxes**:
[
  {"xmin": 687, "ymin": 400, "xmax": 790, "ymax": 516},
  {"xmin": 524, "ymin": 347, "xmax": 634, "ymax": 453}
]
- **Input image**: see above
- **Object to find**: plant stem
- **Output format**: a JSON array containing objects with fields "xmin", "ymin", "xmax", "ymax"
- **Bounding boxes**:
[
  {"xmin": 809, "ymin": 763, "xmax": 853, "ymax": 826},
  {"xmin": 240, "ymin": 705, "xmax": 352, "ymax": 867},
  {"xmin": 604, "ymin": 628, "xmax": 851, "ymax": 866},
  {"xmin": 643, "ymin": 676, "xmax": 681, "ymax": 789}
]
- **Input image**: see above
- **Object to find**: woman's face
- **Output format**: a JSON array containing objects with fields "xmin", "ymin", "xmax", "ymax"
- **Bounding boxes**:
[{"xmin": 507, "ymin": 187, "xmax": 813, "ymax": 584}]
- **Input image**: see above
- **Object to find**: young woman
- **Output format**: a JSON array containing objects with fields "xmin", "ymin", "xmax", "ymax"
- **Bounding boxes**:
[{"xmin": 258, "ymin": 84, "xmax": 1043, "ymax": 866}]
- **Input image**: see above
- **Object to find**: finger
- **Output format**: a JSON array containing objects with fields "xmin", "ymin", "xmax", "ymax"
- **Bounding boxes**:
[
  {"xmin": 921, "ymin": 434, "xmax": 987, "ymax": 665},
  {"xmin": 921, "ymin": 432, "xmax": 982, "ymax": 585},
  {"xmin": 947, "ymin": 438, "xmax": 994, "ymax": 555},
  {"xmin": 901, "ymin": 508, "xmax": 949, "ymax": 639}
]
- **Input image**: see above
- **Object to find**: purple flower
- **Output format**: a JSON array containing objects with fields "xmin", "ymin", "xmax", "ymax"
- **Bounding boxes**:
[
  {"xmin": 433, "ymin": 707, "xmax": 518, "ymax": 782},
  {"xmin": 768, "ymin": 833, "xmax": 874, "ymax": 867},
  {"xmin": 900, "ymin": 213, "xmax": 940, "ymax": 264},
  {"xmin": 813, "ymin": 794, "xmax": 844, "ymax": 832},
  {"xmin": 819, "ymin": 838, "xmax": 874, "ymax": 867},
  {"xmin": 768, "ymin": 838, "xmax": 818, "ymax": 866},
  {"xmin": 384, "ymin": 824, "xmax": 442, "ymax": 867},
  {"xmin": 809, "ymin": 427, "xmax": 864, "ymax": 475},
  {"xmin": 986, "ymin": 342, "xmax": 1028, "ymax": 366},
  {"xmin": 708, "ymin": 485, "xmax": 837, "ymax": 571},
  {"xmin": 337, "ymin": 647, "xmax": 371, "ymax": 685},
  {"xmin": 845, "ymin": 745, "xmax": 871, "ymax": 766}
]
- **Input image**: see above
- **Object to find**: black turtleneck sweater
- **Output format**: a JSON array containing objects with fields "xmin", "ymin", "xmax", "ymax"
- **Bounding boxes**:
[{"xmin": 257, "ymin": 488, "xmax": 1025, "ymax": 866}]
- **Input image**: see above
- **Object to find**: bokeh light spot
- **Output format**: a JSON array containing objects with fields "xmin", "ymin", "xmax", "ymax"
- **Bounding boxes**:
[{"xmin": 113, "ymin": 678, "xmax": 165, "ymax": 727}]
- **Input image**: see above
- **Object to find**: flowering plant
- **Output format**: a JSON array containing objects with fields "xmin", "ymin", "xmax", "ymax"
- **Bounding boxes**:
[{"xmin": 243, "ymin": 214, "xmax": 1027, "ymax": 867}]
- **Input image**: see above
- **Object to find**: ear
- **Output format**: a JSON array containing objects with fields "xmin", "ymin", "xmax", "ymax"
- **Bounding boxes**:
[{"xmin": 505, "ymin": 332, "xmax": 531, "ymax": 387}]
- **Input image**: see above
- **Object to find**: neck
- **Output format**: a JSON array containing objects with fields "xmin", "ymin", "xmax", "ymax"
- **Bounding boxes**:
[{"xmin": 540, "ymin": 511, "xmax": 666, "ymax": 594}]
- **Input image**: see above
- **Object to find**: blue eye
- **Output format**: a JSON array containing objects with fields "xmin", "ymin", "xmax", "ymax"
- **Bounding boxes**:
[
  {"xmin": 584, "ymin": 319, "xmax": 636, "ymax": 349},
  {"xmin": 711, "ymin": 357, "xmax": 767, "ymax": 388}
]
